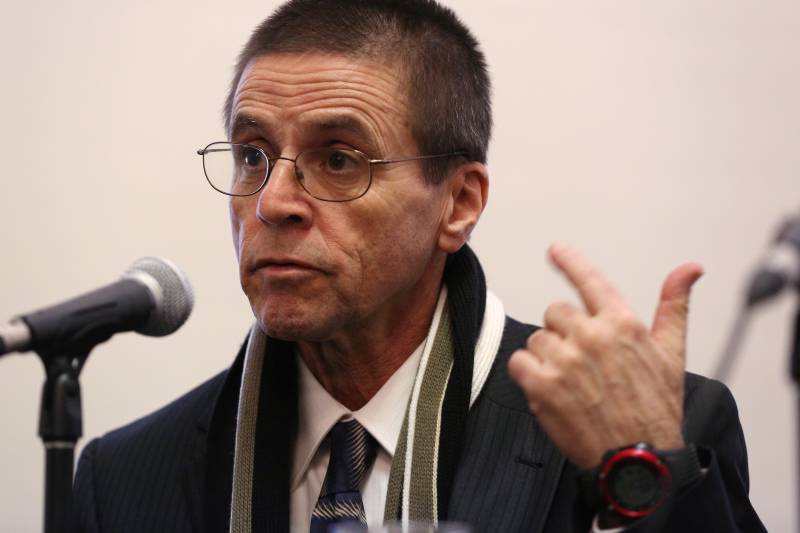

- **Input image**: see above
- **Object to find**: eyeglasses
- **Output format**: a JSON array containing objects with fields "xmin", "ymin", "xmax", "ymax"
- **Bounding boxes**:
[{"xmin": 197, "ymin": 142, "xmax": 466, "ymax": 202}]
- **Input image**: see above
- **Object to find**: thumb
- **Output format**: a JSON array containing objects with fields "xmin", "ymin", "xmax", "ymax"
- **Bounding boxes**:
[{"xmin": 651, "ymin": 262, "xmax": 704, "ymax": 359}]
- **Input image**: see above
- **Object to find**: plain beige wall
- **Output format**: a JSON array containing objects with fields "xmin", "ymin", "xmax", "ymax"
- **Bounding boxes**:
[{"xmin": 0, "ymin": 1, "xmax": 797, "ymax": 531}]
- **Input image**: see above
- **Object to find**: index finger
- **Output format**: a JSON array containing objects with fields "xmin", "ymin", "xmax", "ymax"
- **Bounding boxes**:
[{"xmin": 548, "ymin": 242, "xmax": 626, "ymax": 315}]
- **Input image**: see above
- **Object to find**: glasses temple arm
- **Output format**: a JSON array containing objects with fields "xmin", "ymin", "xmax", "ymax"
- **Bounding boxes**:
[{"xmin": 368, "ymin": 151, "xmax": 467, "ymax": 165}]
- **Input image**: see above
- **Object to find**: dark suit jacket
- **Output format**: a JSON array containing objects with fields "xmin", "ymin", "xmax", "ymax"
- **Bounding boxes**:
[{"xmin": 71, "ymin": 318, "xmax": 765, "ymax": 532}]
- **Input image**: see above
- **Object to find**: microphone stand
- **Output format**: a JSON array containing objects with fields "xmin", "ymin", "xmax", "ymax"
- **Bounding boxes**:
[
  {"xmin": 790, "ymin": 304, "xmax": 800, "ymax": 523},
  {"xmin": 37, "ymin": 347, "xmax": 89, "ymax": 533}
]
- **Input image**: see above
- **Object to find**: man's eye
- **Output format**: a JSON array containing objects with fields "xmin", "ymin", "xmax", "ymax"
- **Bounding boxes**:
[
  {"xmin": 325, "ymin": 150, "xmax": 357, "ymax": 172},
  {"xmin": 240, "ymin": 147, "xmax": 264, "ymax": 167}
]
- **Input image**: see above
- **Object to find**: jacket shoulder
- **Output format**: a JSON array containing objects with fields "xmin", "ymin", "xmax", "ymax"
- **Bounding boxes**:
[
  {"xmin": 683, "ymin": 372, "xmax": 743, "ymax": 444},
  {"xmin": 72, "ymin": 369, "xmax": 230, "ymax": 533},
  {"xmin": 479, "ymin": 315, "xmax": 537, "ymax": 411},
  {"xmin": 102, "ymin": 369, "xmax": 226, "ymax": 451},
  {"xmin": 498, "ymin": 315, "xmax": 538, "ymax": 357}
]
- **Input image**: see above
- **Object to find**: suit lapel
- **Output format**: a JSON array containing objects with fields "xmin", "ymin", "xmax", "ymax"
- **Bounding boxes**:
[
  {"xmin": 182, "ymin": 444, "xmax": 208, "ymax": 533},
  {"xmin": 449, "ymin": 403, "xmax": 565, "ymax": 533},
  {"xmin": 448, "ymin": 318, "xmax": 566, "ymax": 533},
  {"xmin": 180, "ymin": 336, "xmax": 298, "ymax": 533},
  {"xmin": 181, "ymin": 340, "xmax": 248, "ymax": 533}
]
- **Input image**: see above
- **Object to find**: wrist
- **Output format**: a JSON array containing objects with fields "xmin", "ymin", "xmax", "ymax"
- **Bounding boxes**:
[{"xmin": 579, "ymin": 442, "xmax": 702, "ymax": 521}]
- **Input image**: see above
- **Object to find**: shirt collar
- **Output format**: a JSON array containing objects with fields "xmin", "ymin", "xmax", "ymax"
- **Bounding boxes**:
[{"xmin": 292, "ymin": 342, "xmax": 424, "ymax": 490}]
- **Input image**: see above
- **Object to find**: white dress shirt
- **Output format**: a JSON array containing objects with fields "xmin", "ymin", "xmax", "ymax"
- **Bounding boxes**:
[{"xmin": 290, "ymin": 344, "xmax": 424, "ymax": 532}]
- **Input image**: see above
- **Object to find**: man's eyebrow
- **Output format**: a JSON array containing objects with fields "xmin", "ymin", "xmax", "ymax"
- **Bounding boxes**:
[
  {"xmin": 230, "ymin": 116, "xmax": 261, "ymax": 138},
  {"xmin": 230, "ymin": 114, "xmax": 381, "ymax": 155},
  {"xmin": 309, "ymin": 116, "xmax": 380, "ymax": 155},
  {"xmin": 313, "ymin": 116, "xmax": 367, "ymax": 135}
]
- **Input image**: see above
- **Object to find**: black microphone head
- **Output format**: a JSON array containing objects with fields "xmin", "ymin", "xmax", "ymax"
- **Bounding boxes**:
[
  {"xmin": 776, "ymin": 214, "xmax": 800, "ymax": 248},
  {"xmin": 123, "ymin": 257, "xmax": 194, "ymax": 336},
  {"xmin": 746, "ymin": 269, "xmax": 787, "ymax": 307}
]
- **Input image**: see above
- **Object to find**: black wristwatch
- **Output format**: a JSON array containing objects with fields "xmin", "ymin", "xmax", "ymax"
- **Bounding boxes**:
[{"xmin": 580, "ymin": 442, "xmax": 703, "ymax": 519}]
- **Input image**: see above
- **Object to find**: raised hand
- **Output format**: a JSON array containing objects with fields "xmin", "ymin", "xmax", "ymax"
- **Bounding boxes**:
[{"xmin": 508, "ymin": 242, "xmax": 704, "ymax": 469}]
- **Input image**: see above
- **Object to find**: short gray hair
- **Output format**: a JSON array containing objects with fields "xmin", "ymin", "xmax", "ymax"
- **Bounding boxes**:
[{"xmin": 223, "ymin": 0, "xmax": 492, "ymax": 183}]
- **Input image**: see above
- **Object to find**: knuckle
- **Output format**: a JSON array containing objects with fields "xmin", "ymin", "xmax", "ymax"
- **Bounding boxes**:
[
  {"xmin": 543, "ymin": 301, "xmax": 579, "ymax": 332},
  {"xmin": 526, "ymin": 329, "xmax": 550, "ymax": 353},
  {"xmin": 575, "ymin": 320, "xmax": 612, "ymax": 351},
  {"xmin": 574, "ymin": 320, "xmax": 593, "ymax": 345},
  {"xmin": 508, "ymin": 349, "xmax": 532, "ymax": 376},
  {"xmin": 527, "ymin": 399, "xmax": 542, "ymax": 414},
  {"xmin": 524, "ymin": 382, "xmax": 553, "ymax": 414},
  {"xmin": 508, "ymin": 349, "xmax": 524, "ymax": 370},
  {"xmin": 529, "ymin": 364, "xmax": 559, "ymax": 391},
  {"xmin": 509, "ymin": 350, "xmax": 544, "ymax": 392},
  {"xmin": 559, "ymin": 347, "xmax": 583, "ymax": 373},
  {"xmin": 615, "ymin": 313, "xmax": 647, "ymax": 340},
  {"xmin": 549, "ymin": 366, "xmax": 568, "ymax": 388},
  {"xmin": 525, "ymin": 331, "xmax": 541, "ymax": 352},
  {"xmin": 544, "ymin": 301, "xmax": 570, "ymax": 320}
]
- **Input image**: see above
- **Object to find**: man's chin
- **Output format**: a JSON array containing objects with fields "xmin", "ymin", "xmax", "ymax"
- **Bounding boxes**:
[{"xmin": 254, "ymin": 308, "xmax": 333, "ymax": 342}]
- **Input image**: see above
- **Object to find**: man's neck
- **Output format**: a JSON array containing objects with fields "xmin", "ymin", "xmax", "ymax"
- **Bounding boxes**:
[{"xmin": 297, "ymin": 272, "xmax": 444, "ymax": 411}]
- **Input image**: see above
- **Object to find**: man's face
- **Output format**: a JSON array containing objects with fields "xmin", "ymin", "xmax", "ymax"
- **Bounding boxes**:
[{"xmin": 229, "ymin": 53, "xmax": 453, "ymax": 342}]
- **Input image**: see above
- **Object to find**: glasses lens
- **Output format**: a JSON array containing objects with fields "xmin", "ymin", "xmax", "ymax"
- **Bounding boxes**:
[
  {"xmin": 296, "ymin": 148, "xmax": 370, "ymax": 201},
  {"xmin": 202, "ymin": 142, "xmax": 267, "ymax": 196}
]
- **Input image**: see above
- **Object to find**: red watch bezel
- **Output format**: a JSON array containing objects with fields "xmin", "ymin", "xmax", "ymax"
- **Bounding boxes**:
[{"xmin": 598, "ymin": 446, "xmax": 672, "ymax": 518}]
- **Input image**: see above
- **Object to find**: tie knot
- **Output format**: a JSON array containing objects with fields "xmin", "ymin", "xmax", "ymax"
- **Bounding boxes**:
[{"xmin": 324, "ymin": 418, "xmax": 376, "ymax": 495}]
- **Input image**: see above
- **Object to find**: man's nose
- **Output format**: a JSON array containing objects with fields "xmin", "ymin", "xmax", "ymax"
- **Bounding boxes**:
[{"xmin": 256, "ymin": 158, "xmax": 313, "ymax": 227}]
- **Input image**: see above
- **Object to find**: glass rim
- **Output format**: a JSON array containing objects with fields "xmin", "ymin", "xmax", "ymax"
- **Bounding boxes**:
[{"xmin": 197, "ymin": 141, "xmax": 468, "ymax": 202}]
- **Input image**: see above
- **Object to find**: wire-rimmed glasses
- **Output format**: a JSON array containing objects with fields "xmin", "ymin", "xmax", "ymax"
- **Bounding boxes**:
[{"xmin": 197, "ymin": 142, "xmax": 466, "ymax": 202}]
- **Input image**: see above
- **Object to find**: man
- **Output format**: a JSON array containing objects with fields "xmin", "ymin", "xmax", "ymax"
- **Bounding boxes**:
[{"xmin": 72, "ymin": 1, "xmax": 764, "ymax": 532}]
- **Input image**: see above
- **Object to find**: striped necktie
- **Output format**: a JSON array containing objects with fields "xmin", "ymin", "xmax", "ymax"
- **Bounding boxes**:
[{"xmin": 310, "ymin": 418, "xmax": 377, "ymax": 532}]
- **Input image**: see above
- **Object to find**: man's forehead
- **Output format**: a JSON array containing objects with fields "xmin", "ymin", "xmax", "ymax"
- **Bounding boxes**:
[
  {"xmin": 230, "ymin": 53, "xmax": 413, "ymax": 150},
  {"xmin": 232, "ymin": 52, "xmax": 407, "ymax": 114},
  {"xmin": 237, "ymin": 51, "xmax": 405, "ymax": 90}
]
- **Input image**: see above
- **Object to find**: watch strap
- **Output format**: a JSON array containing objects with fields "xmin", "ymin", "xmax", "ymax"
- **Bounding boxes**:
[
  {"xmin": 578, "ymin": 464, "xmax": 604, "ymax": 512},
  {"xmin": 660, "ymin": 443, "xmax": 703, "ymax": 495}
]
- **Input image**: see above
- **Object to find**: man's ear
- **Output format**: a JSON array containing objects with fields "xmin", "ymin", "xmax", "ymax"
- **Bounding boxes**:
[{"xmin": 438, "ymin": 162, "xmax": 489, "ymax": 253}]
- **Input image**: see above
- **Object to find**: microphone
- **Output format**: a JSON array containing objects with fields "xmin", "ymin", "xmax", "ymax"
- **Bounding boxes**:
[
  {"xmin": 0, "ymin": 257, "xmax": 194, "ymax": 356},
  {"xmin": 746, "ymin": 213, "xmax": 800, "ymax": 307}
]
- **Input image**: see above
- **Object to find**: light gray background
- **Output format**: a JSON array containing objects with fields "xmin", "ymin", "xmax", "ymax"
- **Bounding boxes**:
[{"xmin": 0, "ymin": 1, "xmax": 797, "ymax": 531}]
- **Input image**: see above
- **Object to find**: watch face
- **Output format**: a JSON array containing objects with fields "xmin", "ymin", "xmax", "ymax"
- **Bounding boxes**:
[
  {"xmin": 599, "ymin": 446, "xmax": 672, "ymax": 518},
  {"xmin": 607, "ymin": 459, "xmax": 663, "ymax": 511}
]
